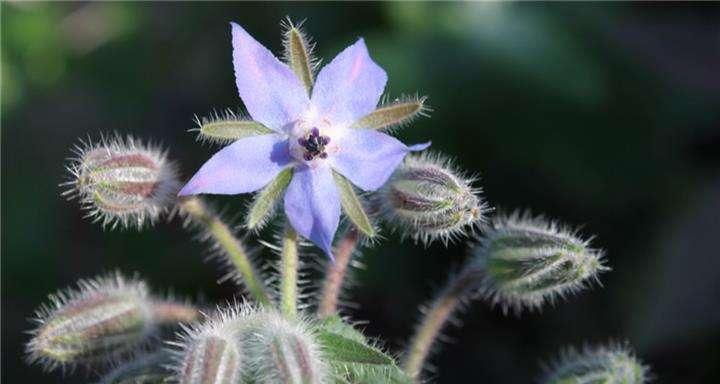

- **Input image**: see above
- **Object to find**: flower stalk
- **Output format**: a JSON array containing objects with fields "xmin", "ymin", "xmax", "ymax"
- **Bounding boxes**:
[
  {"xmin": 402, "ymin": 267, "xmax": 479, "ymax": 380},
  {"xmin": 280, "ymin": 224, "xmax": 300, "ymax": 318},
  {"xmin": 317, "ymin": 229, "xmax": 359, "ymax": 318},
  {"xmin": 150, "ymin": 301, "xmax": 200, "ymax": 324},
  {"xmin": 179, "ymin": 196, "xmax": 271, "ymax": 306}
]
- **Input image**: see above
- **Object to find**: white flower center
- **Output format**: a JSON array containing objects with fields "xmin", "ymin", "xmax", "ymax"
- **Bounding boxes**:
[{"xmin": 288, "ymin": 114, "xmax": 343, "ymax": 166}]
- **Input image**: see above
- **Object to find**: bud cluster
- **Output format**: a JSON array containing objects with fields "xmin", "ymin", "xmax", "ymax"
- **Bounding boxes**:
[
  {"xmin": 377, "ymin": 153, "xmax": 486, "ymax": 245},
  {"xmin": 62, "ymin": 135, "xmax": 180, "ymax": 229},
  {"xmin": 469, "ymin": 212, "xmax": 608, "ymax": 313},
  {"xmin": 172, "ymin": 304, "xmax": 326, "ymax": 384},
  {"xmin": 541, "ymin": 344, "xmax": 649, "ymax": 384}
]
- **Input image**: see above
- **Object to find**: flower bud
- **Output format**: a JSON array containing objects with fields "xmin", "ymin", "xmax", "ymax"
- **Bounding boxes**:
[
  {"xmin": 173, "ymin": 306, "xmax": 246, "ymax": 384},
  {"xmin": 378, "ymin": 153, "xmax": 486, "ymax": 244},
  {"xmin": 541, "ymin": 344, "xmax": 649, "ymax": 384},
  {"xmin": 245, "ymin": 311, "xmax": 326, "ymax": 384},
  {"xmin": 26, "ymin": 273, "xmax": 158, "ymax": 371},
  {"xmin": 470, "ymin": 212, "xmax": 608, "ymax": 313},
  {"xmin": 62, "ymin": 135, "xmax": 180, "ymax": 229}
]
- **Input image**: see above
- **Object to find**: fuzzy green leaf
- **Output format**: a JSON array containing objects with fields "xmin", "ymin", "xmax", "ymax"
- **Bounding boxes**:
[
  {"xmin": 318, "ymin": 317, "xmax": 412, "ymax": 384},
  {"xmin": 197, "ymin": 117, "xmax": 273, "ymax": 143},
  {"xmin": 246, "ymin": 167, "xmax": 293, "ymax": 230},
  {"xmin": 318, "ymin": 331, "xmax": 392, "ymax": 365},
  {"xmin": 333, "ymin": 172, "xmax": 375, "ymax": 238},
  {"xmin": 319, "ymin": 315, "xmax": 366, "ymax": 343}
]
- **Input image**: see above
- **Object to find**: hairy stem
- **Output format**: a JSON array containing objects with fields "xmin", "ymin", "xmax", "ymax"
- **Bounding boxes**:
[
  {"xmin": 150, "ymin": 301, "xmax": 200, "ymax": 324},
  {"xmin": 317, "ymin": 229, "xmax": 359, "ymax": 318},
  {"xmin": 402, "ymin": 269, "xmax": 479, "ymax": 380},
  {"xmin": 179, "ymin": 196, "xmax": 271, "ymax": 306},
  {"xmin": 280, "ymin": 224, "xmax": 299, "ymax": 318}
]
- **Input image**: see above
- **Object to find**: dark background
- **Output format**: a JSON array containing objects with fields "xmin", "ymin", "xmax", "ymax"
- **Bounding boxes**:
[{"xmin": 2, "ymin": 2, "xmax": 719, "ymax": 383}]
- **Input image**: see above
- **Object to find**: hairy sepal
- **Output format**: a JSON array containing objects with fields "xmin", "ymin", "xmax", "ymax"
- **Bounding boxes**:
[
  {"xmin": 246, "ymin": 167, "xmax": 294, "ymax": 231},
  {"xmin": 333, "ymin": 172, "xmax": 376, "ymax": 238},
  {"xmin": 194, "ymin": 110, "xmax": 274, "ymax": 145},
  {"xmin": 351, "ymin": 95, "xmax": 430, "ymax": 132},
  {"xmin": 281, "ymin": 18, "xmax": 317, "ymax": 94}
]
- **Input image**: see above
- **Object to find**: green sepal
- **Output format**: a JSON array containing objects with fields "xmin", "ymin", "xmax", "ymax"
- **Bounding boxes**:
[
  {"xmin": 197, "ymin": 117, "xmax": 274, "ymax": 144},
  {"xmin": 246, "ymin": 167, "xmax": 293, "ymax": 230},
  {"xmin": 285, "ymin": 25, "xmax": 315, "ymax": 93},
  {"xmin": 333, "ymin": 172, "xmax": 375, "ymax": 238},
  {"xmin": 351, "ymin": 97, "xmax": 427, "ymax": 131}
]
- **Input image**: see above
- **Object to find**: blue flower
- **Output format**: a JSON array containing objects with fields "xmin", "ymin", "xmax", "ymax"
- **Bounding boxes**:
[{"xmin": 179, "ymin": 22, "xmax": 429, "ymax": 257}]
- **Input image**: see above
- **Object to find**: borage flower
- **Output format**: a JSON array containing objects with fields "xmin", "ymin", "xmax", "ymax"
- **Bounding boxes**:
[{"xmin": 179, "ymin": 22, "xmax": 429, "ymax": 257}]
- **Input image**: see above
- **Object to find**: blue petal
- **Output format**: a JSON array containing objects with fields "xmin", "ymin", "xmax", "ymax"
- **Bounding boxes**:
[
  {"xmin": 178, "ymin": 135, "xmax": 291, "ymax": 196},
  {"xmin": 283, "ymin": 165, "xmax": 340, "ymax": 259},
  {"xmin": 331, "ymin": 130, "xmax": 430, "ymax": 191},
  {"xmin": 311, "ymin": 38, "xmax": 387, "ymax": 126},
  {"xmin": 231, "ymin": 22, "xmax": 309, "ymax": 132}
]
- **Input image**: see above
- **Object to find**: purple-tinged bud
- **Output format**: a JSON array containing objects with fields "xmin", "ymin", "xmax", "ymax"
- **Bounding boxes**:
[
  {"xmin": 62, "ymin": 135, "xmax": 180, "ymax": 229},
  {"xmin": 26, "ymin": 273, "xmax": 158, "ymax": 371},
  {"xmin": 470, "ymin": 212, "xmax": 609, "ymax": 314},
  {"xmin": 378, "ymin": 153, "xmax": 486, "ymax": 245},
  {"xmin": 541, "ymin": 343, "xmax": 649, "ymax": 384},
  {"xmin": 172, "ymin": 306, "xmax": 247, "ymax": 384},
  {"xmin": 245, "ymin": 311, "xmax": 326, "ymax": 384}
]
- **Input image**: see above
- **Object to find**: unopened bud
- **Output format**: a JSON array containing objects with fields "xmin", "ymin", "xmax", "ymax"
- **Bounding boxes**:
[
  {"xmin": 470, "ymin": 212, "xmax": 608, "ymax": 313},
  {"xmin": 541, "ymin": 344, "xmax": 649, "ymax": 384},
  {"xmin": 62, "ymin": 135, "xmax": 180, "ymax": 229},
  {"xmin": 26, "ymin": 273, "xmax": 157, "ymax": 371},
  {"xmin": 173, "ymin": 306, "xmax": 246, "ymax": 384},
  {"xmin": 245, "ymin": 311, "xmax": 325, "ymax": 384},
  {"xmin": 378, "ymin": 153, "xmax": 485, "ymax": 244}
]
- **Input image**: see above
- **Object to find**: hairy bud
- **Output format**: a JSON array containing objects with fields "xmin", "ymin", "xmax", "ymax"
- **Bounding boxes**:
[
  {"xmin": 26, "ymin": 273, "xmax": 158, "ymax": 371},
  {"xmin": 172, "ymin": 306, "xmax": 246, "ymax": 384},
  {"xmin": 470, "ymin": 212, "xmax": 608, "ymax": 313},
  {"xmin": 62, "ymin": 135, "xmax": 180, "ymax": 229},
  {"xmin": 541, "ymin": 344, "xmax": 649, "ymax": 384},
  {"xmin": 245, "ymin": 311, "xmax": 326, "ymax": 384},
  {"xmin": 378, "ymin": 153, "xmax": 486, "ymax": 244}
]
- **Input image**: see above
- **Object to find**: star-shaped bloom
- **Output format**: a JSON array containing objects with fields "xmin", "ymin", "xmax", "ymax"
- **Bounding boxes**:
[{"xmin": 179, "ymin": 22, "xmax": 429, "ymax": 257}]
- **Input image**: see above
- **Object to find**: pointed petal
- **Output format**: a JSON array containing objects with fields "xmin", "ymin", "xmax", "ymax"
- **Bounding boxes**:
[
  {"xmin": 231, "ymin": 22, "xmax": 309, "ymax": 131},
  {"xmin": 332, "ymin": 130, "xmax": 430, "ymax": 191},
  {"xmin": 311, "ymin": 38, "xmax": 387, "ymax": 126},
  {"xmin": 283, "ymin": 166, "xmax": 340, "ymax": 258},
  {"xmin": 178, "ymin": 135, "xmax": 291, "ymax": 196}
]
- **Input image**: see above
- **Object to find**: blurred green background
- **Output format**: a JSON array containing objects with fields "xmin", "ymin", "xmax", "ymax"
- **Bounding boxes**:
[{"xmin": 2, "ymin": 2, "xmax": 719, "ymax": 383}]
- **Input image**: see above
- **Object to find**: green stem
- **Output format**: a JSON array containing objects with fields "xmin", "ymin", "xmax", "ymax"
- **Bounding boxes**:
[
  {"xmin": 402, "ymin": 268, "xmax": 478, "ymax": 380},
  {"xmin": 280, "ymin": 224, "xmax": 299, "ymax": 318},
  {"xmin": 179, "ymin": 197, "xmax": 271, "ymax": 306},
  {"xmin": 317, "ymin": 229, "xmax": 359, "ymax": 318}
]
